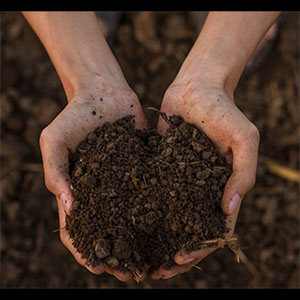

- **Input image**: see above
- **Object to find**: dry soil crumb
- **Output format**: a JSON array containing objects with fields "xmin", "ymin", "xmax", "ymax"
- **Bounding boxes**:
[{"xmin": 65, "ymin": 115, "xmax": 231, "ymax": 274}]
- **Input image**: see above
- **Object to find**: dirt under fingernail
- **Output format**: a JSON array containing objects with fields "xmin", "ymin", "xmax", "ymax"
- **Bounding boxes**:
[{"xmin": 65, "ymin": 115, "xmax": 232, "ymax": 276}]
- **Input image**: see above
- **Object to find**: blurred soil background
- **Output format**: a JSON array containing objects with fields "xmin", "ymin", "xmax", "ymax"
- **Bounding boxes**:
[{"xmin": 1, "ymin": 12, "xmax": 299, "ymax": 288}]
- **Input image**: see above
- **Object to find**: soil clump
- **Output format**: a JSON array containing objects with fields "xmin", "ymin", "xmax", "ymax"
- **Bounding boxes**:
[
  {"xmin": 2, "ymin": 12, "xmax": 298, "ymax": 288},
  {"xmin": 65, "ymin": 115, "xmax": 232, "ymax": 275}
]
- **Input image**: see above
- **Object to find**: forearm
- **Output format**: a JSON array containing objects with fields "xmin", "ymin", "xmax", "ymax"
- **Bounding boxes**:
[
  {"xmin": 22, "ymin": 12, "xmax": 128, "ymax": 100},
  {"xmin": 175, "ymin": 11, "xmax": 280, "ymax": 97}
]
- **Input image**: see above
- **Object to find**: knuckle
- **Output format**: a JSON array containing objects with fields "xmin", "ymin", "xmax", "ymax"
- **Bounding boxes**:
[
  {"xmin": 248, "ymin": 173, "xmax": 257, "ymax": 190},
  {"xmin": 44, "ymin": 175, "xmax": 56, "ymax": 194},
  {"xmin": 248, "ymin": 122, "xmax": 260, "ymax": 144},
  {"xmin": 236, "ymin": 122, "xmax": 260, "ymax": 152},
  {"xmin": 39, "ymin": 125, "xmax": 52, "ymax": 148}
]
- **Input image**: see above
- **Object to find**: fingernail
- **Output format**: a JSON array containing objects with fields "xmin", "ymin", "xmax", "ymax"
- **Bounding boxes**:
[
  {"xmin": 167, "ymin": 271, "xmax": 178, "ymax": 279},
  {"xmin": 228, "ymin": 193, "xmax": 241, "ymax": 214},
  {"xmin": 86, "ymin": 263, "xmax": 104, "ymax": 275},
  {"xmin": 181, "ymin": 257, "xmax": 195, "ymax": 265}
]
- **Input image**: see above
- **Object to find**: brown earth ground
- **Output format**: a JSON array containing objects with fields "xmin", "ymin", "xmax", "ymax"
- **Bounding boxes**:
[{"xmin": 1, "ymin": 12, "xmax": 299, "ymax": 288}]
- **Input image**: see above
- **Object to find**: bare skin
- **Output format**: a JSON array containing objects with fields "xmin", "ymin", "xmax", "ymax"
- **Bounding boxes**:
[
  {"xmin": 40, "ymin": 87, "xmax": 146, "ymax": 280},
  {"xmin": 152, "ymin": 83, "xmax": 257, "ymax": 279},
  {"xmin": 23, "ymin": 12, "xmax": 147, "ymax": 281},
  {"xmin": 152, "ymin": 11, "xmax": 280, "ymax": 279},
  {"xmin": 22, "ymin": 11, "xmax": 280, "ymax": 281}
]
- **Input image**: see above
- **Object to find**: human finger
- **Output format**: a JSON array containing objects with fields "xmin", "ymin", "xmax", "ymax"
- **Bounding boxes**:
[
  {"xmin": 104, "ymin": 265, "xmax": 133, "ymax": 282},
  {"xmin": 221, "ymin": 124, "xmax": 259, "ymax": 215},
  {"xmin": 40, "ymin": 128, "xmax": 74, "ymax": 214}
]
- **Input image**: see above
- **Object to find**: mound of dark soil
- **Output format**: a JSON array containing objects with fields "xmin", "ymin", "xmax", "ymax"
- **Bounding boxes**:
[{"xmin": 65, "ymin": 115, "xmax": 232, "ymax": 275}]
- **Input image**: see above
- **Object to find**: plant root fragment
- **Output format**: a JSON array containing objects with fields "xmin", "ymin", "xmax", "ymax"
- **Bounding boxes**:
[
  {"xmin": 147, "ymin": 107, "xmax": 171, "ymax": 126},
  {"xmin": 199, "ymin": 237, "xmax": 241, "ymax": 262}
]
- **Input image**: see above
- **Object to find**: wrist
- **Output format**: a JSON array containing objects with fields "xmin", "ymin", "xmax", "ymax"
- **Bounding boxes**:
[
  {"xmin": 63, "ymin": 65, "xmax": 131, "ymax": 103},
  {"xmin": 52, "ymin": 35, "xmax": 130, "ymax": 102},
  {"xmin": 173, "ymin": 12, "xmax": 280, "ymax": 99},
  {"xmin": 172, "ymin": 41, "xmax": 244, "ymax": 101},
  {"xmin": 171, "ymin": 56, "xmax": 238, "ymax": 103},
  {"xmin": 23, "ymin": 12, "xmax": 130, "ymax": 101}
]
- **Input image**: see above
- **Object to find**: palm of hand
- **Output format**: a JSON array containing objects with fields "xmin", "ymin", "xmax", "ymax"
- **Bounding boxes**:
[
  {"xmin": 40, "ymin": 87, "xmax": 146, "ymax": 279},
  {"xmin": 152, "ymin": 84, "xmax": 259, "ymax": 279},
  {"xmin": 41, "ymin": 83, "xmax": 258, "ymax": 281}
]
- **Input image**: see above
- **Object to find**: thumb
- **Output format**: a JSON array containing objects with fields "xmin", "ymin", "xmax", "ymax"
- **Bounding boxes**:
[{"xmin": 40, "ymin": 129, "xmax": 74, "ymax": 214}]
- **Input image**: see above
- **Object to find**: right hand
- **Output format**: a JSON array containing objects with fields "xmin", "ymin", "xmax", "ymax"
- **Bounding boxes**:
[
  {"xmin": 40, "ymin": 85, "xmax": 147, "ymax": 281},
  {"xmin": 153, "ymin": 79, "xmax": 260, "ymax": 280}
]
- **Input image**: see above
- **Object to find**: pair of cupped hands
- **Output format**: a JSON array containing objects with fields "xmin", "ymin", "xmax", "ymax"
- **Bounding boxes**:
[
  {"xmin": 23, "ymin": 10, "xmax": 281, "ymax": 282},
  {"xmin": 40, "ymin": 65, "xmax": 259, "ymax": 281}
]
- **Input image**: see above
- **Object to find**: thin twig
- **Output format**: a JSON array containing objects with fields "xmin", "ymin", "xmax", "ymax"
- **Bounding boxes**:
[
  {"xmin": 147, "ymin": 107, "xmax": 171, "ymax": 126},
  {"xmin": 188, "ymin": 262, "xmax": 202, "ymax": 271},
  {"xmin": 52, "ymin": 226, "xmax": 66, "ymax": 233},
  {"xmin": 259, "ymin": 155, "xmax": 300, "ymax": 183}
]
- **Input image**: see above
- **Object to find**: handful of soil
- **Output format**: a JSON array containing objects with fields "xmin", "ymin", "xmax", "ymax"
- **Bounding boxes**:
[{"xmin": 65, "ymin": 115, "xmax": 232, "ymax": 276}]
